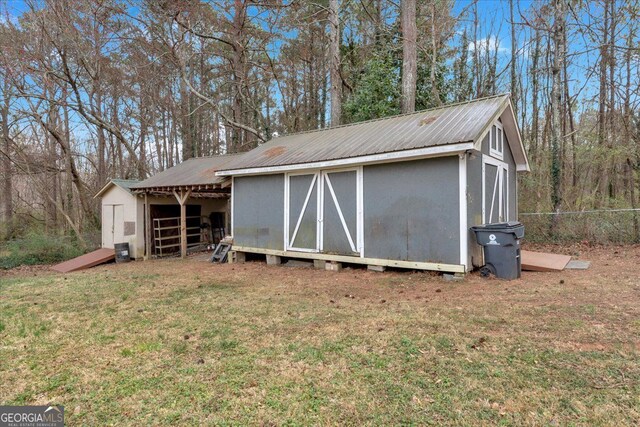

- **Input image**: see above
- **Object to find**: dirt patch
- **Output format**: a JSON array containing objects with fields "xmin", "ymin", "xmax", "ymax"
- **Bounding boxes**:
[{"xmin": 0, "ymin": 264, "xmax": 56, "ymax": 278}]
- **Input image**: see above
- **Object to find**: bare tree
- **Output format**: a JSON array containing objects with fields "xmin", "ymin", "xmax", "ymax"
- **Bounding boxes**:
[
  {"xmin": 401, "ymin": 0, "xmax": 417, "ymax": 113},
  {"xmin": 550, "ymin": 0, "xmax": 566, "ymax": 232},
  {"xmin": 329, "ymin": 0, "xmax": 342, "ymax": 126}
]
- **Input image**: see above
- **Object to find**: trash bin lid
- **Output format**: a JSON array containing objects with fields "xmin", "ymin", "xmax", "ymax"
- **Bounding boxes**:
[{"xmin": 474, "ymin": 221, "xmax": 522, "ymax": 230}]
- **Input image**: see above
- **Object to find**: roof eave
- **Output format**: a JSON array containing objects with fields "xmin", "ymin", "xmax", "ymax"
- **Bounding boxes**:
[
  {"xmin": 216, "ymin": 142, "xmax": 475, "ymax": 176},
  {"xmin": 472, "ymin": 96, "xmax": 530, "ymax": 172},
  {"xmin": 94, "ymin": 181, "xmax": 114, "ymax": 199}
]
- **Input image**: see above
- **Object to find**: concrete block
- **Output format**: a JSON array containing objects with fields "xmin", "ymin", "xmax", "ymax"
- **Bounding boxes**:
[
  {"xmin": 284, "ymin": 259, "xmax": 313, "ymax": 268},
  {"xmin": 266, "ymin": 254, "xmax": 282, "ymax": 265},
  {"xmin": 325, "ymin": 261, "xmax": 342, "ymax": 272},
  {"xmin": 367, "ymin": 265, "xmax": 386, "ymax": 272},
  {"xmin": 235, "ymin": 251, "xmax": 246, "ymax": 263},
  {"xmin": 313, "ymin": 259, "xmax": 326, "ymax": 269},
  {"xmin": 565, "ymin": 260, "xmax": 591, "ymax": 270},
  {"xmin": 443, "ymin": 273, "xmax": 464, "ymax": 282}
]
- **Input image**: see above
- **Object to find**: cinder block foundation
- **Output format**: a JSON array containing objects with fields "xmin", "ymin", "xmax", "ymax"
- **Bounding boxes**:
[
  {"xmin": 266, "ymin": 254, "xmax": 282, "ymax": 265},
  {"xmin": 313, "ymin": 259, "xmax": 326, "ymax": 269},
  {"xmin": 325, "ymin": 261, "xmax": 342, "ymax": 272}
]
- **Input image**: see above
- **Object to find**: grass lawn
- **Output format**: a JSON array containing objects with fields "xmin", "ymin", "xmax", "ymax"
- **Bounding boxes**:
[{"xmin": 0, "ymin": 245, "xmax": 639, "ymax": 425}]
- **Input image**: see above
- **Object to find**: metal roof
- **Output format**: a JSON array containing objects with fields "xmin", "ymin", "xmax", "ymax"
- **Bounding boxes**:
[
  {"xmin": 94, "ymin": 179, "xmax": 140, "ymax": 198},
  {"xmin": 131, "ymin": 154, "xmax": 242, "ymax": 190},
  {"xmin": 218, "ymin": 94, "xmax": 513, "ymax": 173}
]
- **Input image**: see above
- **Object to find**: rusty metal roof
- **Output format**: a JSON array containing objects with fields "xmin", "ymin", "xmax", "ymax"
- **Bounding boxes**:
[
  {"xmin": 218, "ymin": 94, "xmax": 512, "ymax": 173},
  {"xmin": 131, "ymin": 154, "xmax": 242, "ymax": 190}
]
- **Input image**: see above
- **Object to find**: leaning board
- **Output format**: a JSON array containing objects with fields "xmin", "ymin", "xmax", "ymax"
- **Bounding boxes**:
[
  {"xmin": 51, "ymin": 248, "xmax": 115, "ymax": 273},
  {"xmin": 521, "ymin": 250, "xmax": 571, "ymax": 272}
]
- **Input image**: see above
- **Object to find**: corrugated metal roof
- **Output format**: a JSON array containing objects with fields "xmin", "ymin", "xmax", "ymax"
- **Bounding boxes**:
[
  {"xmin": 94, "ymin": 179, "xmax": 140, "ymax": 198},
  {"xmin": 218, "ymin": 94, "xmax": 510, "ymax": 172},
  {"xmin": 131, "ymin": 154, "xmax": 242, "ymax": 190}
]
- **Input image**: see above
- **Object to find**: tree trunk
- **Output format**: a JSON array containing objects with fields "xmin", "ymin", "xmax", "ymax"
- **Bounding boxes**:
[
  {"xmin": 607, "ymin": 0, "xmax": 617, "ymax": 200},
  {"xmin": 1, "ymin": 79, "xmax": 12, "ymax": 232},
  {"xmin": 401, "ymin": 0, "xmax": 417, "ymax": 113},
  {"xmin": 550, "ymin": 0, "xmax": 565, "ymax": 234},
  {"xmin": 596, "ymin": 0, "xmax": 609, "ymax": 207},
  {"xmin": 530, "ymin": 27, "xmax": 540, "ymax": 163},
  {"xmin": 329, "ymin": 0, "xmax": 342, "ymax": 126},
  {"xmin": 180, "ymin": 76, "xmax": 193, "ymax": 160},
  {"xmin": 509, "ymin": 0, "xmax": 518, "ymax": 117},
  {"xmin": 231, "ymin": 0, "xmax": 247, "ymax": 151},
  {"xmin": 429, "ymin": 2, "xmax": 443, "ymax": 106}
]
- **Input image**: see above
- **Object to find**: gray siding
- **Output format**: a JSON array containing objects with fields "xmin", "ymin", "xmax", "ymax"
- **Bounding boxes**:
[
  {"xmin": 233, "ymin": 174, "xmax": 284, "ymax": 250},
  {"xmin": 363, "ymin": 157, "xmax": 460, "ymax": 265}
]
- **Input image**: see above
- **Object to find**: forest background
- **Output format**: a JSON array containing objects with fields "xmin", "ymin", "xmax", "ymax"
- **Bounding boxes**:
[{"xmin": 0, "ymin": 0, "xmax": 638, "ymax": 254}]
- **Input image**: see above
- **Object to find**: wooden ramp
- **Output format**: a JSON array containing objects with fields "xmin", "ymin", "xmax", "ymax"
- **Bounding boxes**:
[
  {"xmin": 51, "ymin": 248, "xmax": 115, "ymax": 273},
  {"xmin": 521, "ymin": 250, "xmax": 571, "ymax": 272}
]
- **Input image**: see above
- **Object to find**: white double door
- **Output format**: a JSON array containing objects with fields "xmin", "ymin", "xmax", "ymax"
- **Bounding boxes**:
[
  {"xmin": 285, "ymin": 168, "xmax": 363, "ymax": 256},
  {"xmin": 482, "ymin": 157, "xmax": 509, "ymax": 223},
  {"xmin": 102, "ymin": 204, "xmax": 124, "ymax": 248}
]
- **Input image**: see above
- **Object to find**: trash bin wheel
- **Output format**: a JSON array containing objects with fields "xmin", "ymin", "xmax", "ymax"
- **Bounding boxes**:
[{"xmin": 479, "ymin": 265, "xmax": 495, "ymax": 278}]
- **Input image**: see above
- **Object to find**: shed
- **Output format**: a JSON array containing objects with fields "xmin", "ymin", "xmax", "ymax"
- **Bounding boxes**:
[
  {"xmin": 130, "ymin": 154, "xmax": 241, "ymax": 258},
  {"xmin": 94, "ymin": 179, "xmax": 144, "ymax": 259},
  {"xmin": 95, "ymin": 155, "xmax": 241, "ymax": 260},
  {"xmin": 217, "ymin": 94, "xmax": 529, "ymax": 273}
]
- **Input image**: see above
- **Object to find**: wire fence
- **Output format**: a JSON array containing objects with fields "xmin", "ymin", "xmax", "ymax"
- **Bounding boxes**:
[{"xmin": 519, "ymin": 208, "xmax": 640, "ymax": 244}]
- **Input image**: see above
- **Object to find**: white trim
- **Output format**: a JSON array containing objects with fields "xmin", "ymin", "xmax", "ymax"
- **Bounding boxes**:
[
  {"xmin": 216, "ymin": 143, "xmax": 475, "ymax": 176},
  {"xmin": 232, "ymin": 246, "xmax": 466, "ymax": 274},
  {"xmin": 504, "ymin": 98, "xmax": 531, "ymax": 172},
  {"xmin": 324, "ymin": 173, "xmax": 357, "ymax": 253},
  {"xmin": 356, "ymin": 166, "xmax": 364, "ymax": 257},
  {"xmin": 481, "ymin": 162, "xmax": 486, "ymax": 223},
  {"xmin": 489, "ymin": 121, "xmax": 504, "ymax": 161},
  {"xmin": 283, "ymin": 173, "xmax": 289, "ymax": 250},
  {"xmin": 317, "ymin": 170, "xmax": 323, "ymax": 252},
  {"xmin": 482, "ymin": 156, "xmax": 509, "ymax": 223},
  {"xmin": 458, "ymin": 153, "xmax": 468, "ymax": 271},
  {"xmin": 231, "ymin": 176, "xmax": 235, "ymax": 234},
  {"xmin": 285, "ymin": 172, "xmax": 320, "ymax": 252}
]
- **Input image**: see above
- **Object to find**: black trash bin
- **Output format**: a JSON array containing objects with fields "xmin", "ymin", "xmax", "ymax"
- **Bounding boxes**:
[
  {"xmin": 471, "ymin": 221, "xmax": 524, "ymax": 280},
  {"xmin": 114, "ymin": 242, "xmax": 131, "ymax": 263}
]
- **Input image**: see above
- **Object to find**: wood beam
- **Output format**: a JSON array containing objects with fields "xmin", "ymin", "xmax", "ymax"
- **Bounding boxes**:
[
  {"xmin": 172, "ymin": 189, "xmax": 192, "ymax": 258},
  {"xmin": 144, "ymin": 192, "xmax": 151, "ymax": 260}
]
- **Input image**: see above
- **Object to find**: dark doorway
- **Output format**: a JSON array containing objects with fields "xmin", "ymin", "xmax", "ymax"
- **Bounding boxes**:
[
  {"xmin": 150, "ymin": 204, "xmax": 202, "ymax": 256},
  {"xmin": 209, "ymin": 212, "xmax": 226, "ymax": 244}
]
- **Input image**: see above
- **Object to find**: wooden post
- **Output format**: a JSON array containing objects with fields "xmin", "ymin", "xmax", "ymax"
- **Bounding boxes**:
[
  {"xmin": 144, "ymin": 192, "xmax": 151, "ymax": 260},
  {"xmin": 180, "ymin": 202, "xmax": 187, "ymax": 258},
  {"xmin": 173, "ymin": 188, "xmax": 191, "ymax": 259}
]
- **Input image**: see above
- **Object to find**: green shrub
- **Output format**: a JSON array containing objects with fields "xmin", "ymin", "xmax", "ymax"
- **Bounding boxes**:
[{"xmin": 0, "ymin": 233, "xmax": 85, "ymax": 269}]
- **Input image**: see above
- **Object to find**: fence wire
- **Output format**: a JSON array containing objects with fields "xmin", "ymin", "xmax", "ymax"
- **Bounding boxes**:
[{"xmin": 519, "ymin": 208, "xmax": 640, "ymax": 243}]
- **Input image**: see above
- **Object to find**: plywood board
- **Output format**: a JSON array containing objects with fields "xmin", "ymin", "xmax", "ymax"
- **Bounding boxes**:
[
  {"xmin": 51, "ymin": 248, "xmax": 115, "ymax": 273},
  {"xmin": 521, "ymin": 250, "xmax": 571, "ymax": 272}
]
